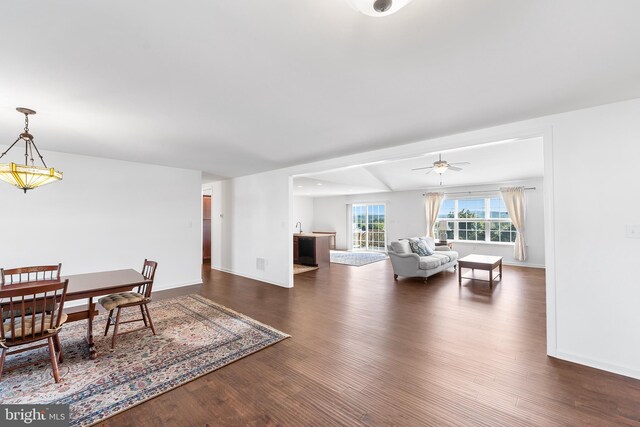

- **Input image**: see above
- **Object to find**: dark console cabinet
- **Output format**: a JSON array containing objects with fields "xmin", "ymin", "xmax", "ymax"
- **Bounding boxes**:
[{"xmin": 293, "ymin": 234, "xmax": 331, "ymax": 268}]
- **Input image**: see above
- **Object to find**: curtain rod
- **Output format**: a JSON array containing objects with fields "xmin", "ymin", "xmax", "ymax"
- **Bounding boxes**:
[{"xmin": 422, "ymin": 187, "xmax": 536, "ymax": 197}]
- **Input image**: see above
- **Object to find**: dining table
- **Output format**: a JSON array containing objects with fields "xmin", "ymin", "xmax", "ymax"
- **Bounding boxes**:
[
  {"xmin": 63, "ymin": 269, "xmax": 152, "ymax": 359},
  {"xmin": 5, "ymin": 269, "xmax": 151, "ymax": 359}
]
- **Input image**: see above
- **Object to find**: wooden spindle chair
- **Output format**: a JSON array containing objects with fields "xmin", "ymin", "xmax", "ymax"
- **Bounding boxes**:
[
  {"xmin": 100, "ymin": 260, "xmax": 158, "ymax": 350},
  {"xmin": 1, "ymin": 264, "xmax": 62, "ymax": 286},
  {"xmin": 0, "ymin": 280, "xmax": 69, "ymax": 383}
]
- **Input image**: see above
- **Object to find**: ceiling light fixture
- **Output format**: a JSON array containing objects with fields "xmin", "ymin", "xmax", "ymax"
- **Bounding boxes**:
[
  {"xmin": 0, "ymin": 108, "xmax": 63, "ymax": 193},
  {"xmin": 345, "ymin": 0, "xmax": 414, "ymax": 17},
  {"xmin": 432, "ymin": 161, "xmax": 449, "ymax": 175}
]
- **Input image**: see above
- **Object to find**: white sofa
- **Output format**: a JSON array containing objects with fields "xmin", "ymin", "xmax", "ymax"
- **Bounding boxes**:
[{"xmin": 387, "ymin": 236, "xmax": 458, "ymax": 282}]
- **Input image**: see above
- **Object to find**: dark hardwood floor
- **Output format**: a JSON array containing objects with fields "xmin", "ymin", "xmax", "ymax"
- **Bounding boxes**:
[{"xmin": 98, "ymin": 260, "xmax": 640, "ymax": 426}]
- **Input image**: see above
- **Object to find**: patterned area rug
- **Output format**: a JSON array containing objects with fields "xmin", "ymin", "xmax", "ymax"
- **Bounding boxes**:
[
  {"xmin": 330, "ymin": 250, "xmax": 388, "ymax": 267},
  {"xmin": 0, "ymin": 294, "xmax": 289, "ymax": 426}
]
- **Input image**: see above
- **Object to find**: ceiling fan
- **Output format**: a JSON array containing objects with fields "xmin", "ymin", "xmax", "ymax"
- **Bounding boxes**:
[{"xmin": 411, "ymin": 153, "xmax": 470, "ymax": 175}]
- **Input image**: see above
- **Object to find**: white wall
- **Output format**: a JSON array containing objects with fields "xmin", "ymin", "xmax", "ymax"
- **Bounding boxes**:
[
  {"xmin": 0, "ymin": 149, "xmax": 203, "ymax": 300},
  {"xmin": 313, "ymin": 178, "xmax": 545, "ymax": 268},
  {"xmin": 212, "ymin": 171, "xmax": 292, "ymax": 287},
  {"xmin": 211, "ymin": 97, "xmax": 640, "ymax": 380},
  {"xmin": 292, "ymin": 196, "xmax": 314, "ymax": 234}
]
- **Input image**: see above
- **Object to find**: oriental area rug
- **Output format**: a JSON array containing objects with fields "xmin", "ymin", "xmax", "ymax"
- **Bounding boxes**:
[{"xmin": 0, "ymin": 294, "xmax": 289, "ymax": 426}]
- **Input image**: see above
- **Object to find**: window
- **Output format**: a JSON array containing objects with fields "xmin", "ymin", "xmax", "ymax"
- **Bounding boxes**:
[
  {"xmin": 351, "ymin": 203, "xmax": 386, "ymax": 251},
  {"xmin": 436, "ymin": 197, "xmax": 516, "ymax": 243}
]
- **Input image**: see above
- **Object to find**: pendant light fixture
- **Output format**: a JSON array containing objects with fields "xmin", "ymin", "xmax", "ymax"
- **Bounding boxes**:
[
  {"xmin": 0, "ymin": 108, "xmax": 63, "ymax": 193},
  {"xmin": 345, "ymin": 0, "xmax": 414, "ymax": 17}
]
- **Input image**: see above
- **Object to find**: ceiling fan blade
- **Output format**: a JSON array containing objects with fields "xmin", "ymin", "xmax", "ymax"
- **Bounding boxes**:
[
  {"xmin": 450, "ymin": 162, "xmax": 471, "ymax": 165},
  {"xmin": 448, "ymin": 166, "xmax": 463, "ymax": 172},
  {"xmin": 424, "ymin": 169, "xmax": 433, "ymax": 175},
  {"xmin": 412, "ymin": 166, "xmax": 434, "ymax": 171}
]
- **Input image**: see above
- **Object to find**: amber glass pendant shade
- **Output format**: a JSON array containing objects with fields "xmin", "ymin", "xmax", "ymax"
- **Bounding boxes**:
[{"xmin": 0, "ymin": 108, "xmax": 63, "ymax": 193}]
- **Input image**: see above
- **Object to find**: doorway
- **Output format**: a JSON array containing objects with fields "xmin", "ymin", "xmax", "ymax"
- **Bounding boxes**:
[
  {"xmin": 203, "ymin": 195, "xmax": 211, "ymax": 262},
  {"xmin": 351, "ymin": 203, "xmax": 386, "ymax": 251}
]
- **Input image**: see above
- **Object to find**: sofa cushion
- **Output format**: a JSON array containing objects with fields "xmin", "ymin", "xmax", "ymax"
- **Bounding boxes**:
[
  {"xmin": 431, "ymin": 252, "xmax": 451, "ymax": 264},
  {"xmin": 389, "ymin": 240, "xmax": 411, "ymax": 254},
  {"xmin": 409, "ymin": 238, "xmax": 434, "ymax": 256},
  {"xmin": 444, "ymin": 251, "xmax": 459, "ymax": 262},
  {"xmin": 419, "ymin": 255, "xmax": 442, "ymax": 270},
  {"xmin": 431, "ymin": 251, "xmax": 459, "ymax": 264}
]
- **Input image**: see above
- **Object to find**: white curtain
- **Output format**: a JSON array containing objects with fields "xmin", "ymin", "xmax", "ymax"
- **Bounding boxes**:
[
  {"xmin": 500, "ymin": 187, "xmax": 526, "ymax": 261},
  {"xmin": 425, "ymin": 192, "xmax": 444, "ymax": 238}
]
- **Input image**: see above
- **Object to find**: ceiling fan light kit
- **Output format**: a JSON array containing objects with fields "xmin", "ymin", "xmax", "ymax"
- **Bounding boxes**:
[
  {"xmin": 345, "ymin": 0, "xmax": 414, "ymax": 17},
  {"xmin": 0, "ymin": 108, "xmax": 63, "ymax": 193},
  {"xmin": 411, "ymin": 153, "xmax": 471, "ymax": 185},
  {"xmin": 432, "ymin": 161, "xmax": 449, "ymax": 174}
]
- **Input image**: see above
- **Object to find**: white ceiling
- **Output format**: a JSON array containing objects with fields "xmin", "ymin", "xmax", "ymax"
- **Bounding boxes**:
[
  {"xmin": 294, "ymin": 137, "xmax": 543, "ymax": 196},
  {"xmin": 1, "ymin": 1, "xmax": 640, "ymax": 179}
]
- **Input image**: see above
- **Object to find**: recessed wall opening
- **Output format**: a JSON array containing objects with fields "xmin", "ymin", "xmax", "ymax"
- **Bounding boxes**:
[{"xmin": 290, "ymin": 135, "xmax": 549, "ymax": 312}]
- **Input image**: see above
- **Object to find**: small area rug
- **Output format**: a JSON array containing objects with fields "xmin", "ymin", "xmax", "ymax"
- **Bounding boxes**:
[
  {"xmin": 293, "ymin": 264, "xmax": 319, "ymax": 275},
  {"xmin": 330, "ymin": 250, "xmax": 388, "ymax": 267},
  {"xmin": 0, "ymin": 294, "xmax": 289, "ymax": 426}
]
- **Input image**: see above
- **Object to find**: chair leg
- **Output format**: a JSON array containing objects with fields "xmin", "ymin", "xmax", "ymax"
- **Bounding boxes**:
[
  {"xmin": 0, "ymin": 347, "xmax": 6, "ymax": 381},
  {"xmin": 144, "ymin": 304, "xmax": 156, "ymax": 335},
  {"xmin": 111, "ymin": 308, "xmax": 122, "ymax": 350},
  {"xmin": 104, "ymin": 309, "xmax": 114, "ymax": 336},
  {"xmin": 140, "ymin": 305, "xmax": 148, "ymax": 327},
  {"xmin": 393, "ymin": 274, "xmax": 398, "ymax": 280},
  {"xmin": 54, "ymin": 334, "xmax": 64, "ymax": 363},
  {"xmin": 48, "ymin": 337, "xmax": 61, "ymax": 383}
]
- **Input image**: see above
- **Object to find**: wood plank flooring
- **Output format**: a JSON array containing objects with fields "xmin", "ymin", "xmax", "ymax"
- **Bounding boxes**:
[{"xmin": 98, "ymin": 261, "xmax": 640, "ymax": 426}]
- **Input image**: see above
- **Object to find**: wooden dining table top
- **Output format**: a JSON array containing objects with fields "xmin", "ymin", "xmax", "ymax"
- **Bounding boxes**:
[{"xmin": 2, "ymin": 269, "xmax": 150, "ymax": 300}]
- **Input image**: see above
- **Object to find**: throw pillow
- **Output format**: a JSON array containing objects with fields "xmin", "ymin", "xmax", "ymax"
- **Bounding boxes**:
[
  {"xmin": 390, "ymin": 240, "xmax": 411, "ymax": 254},
  {"xmin": 408, "ymin": 238, "xmax": 433, "ymax": 256},
  {"xmin": 419, "ymin": 236, "xmax": 436, "ymax": 251}
]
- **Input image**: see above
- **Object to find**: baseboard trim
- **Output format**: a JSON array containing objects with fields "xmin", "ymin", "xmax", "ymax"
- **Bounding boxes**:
[
  {"xmin": 154, "ymin": 279, "xmax": 203, "ymax": 292},
  {"xmin": 502, "ymin": 262, "xmax": 546, "ymax": 269},
  {"xmin": 212, "ymin": 266, "xmax": 292, "ymax": 288},
  {"xmin": 554, "ymin": 350, "xmax": 640, "ymax": 380}
]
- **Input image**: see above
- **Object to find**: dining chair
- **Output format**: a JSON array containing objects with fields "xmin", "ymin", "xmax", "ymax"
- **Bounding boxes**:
[
  {"xmin": 0, "ymin": 279, "xmax": 69, "ymax": 383},
  {"xmin": 1, "ymin": 263, "xmax": 62, "ymax": 286},
  {"xmin": 100, "ymin": 260, "xmax": 158, "ymax": 350},
  {"xmin": 1, "ymin": 264, "xmax": 63, "ymax": 324}
]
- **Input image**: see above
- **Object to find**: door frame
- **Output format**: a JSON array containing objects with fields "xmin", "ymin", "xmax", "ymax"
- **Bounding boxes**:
[{"xmin": 349, "ymin": 202, "xmax": 388, "ymax": 252}]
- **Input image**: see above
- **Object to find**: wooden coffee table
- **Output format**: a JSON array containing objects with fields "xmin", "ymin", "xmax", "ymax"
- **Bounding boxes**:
[{"xmin": 458, "ymin": 255, "xmax": 503, "ymax": 289}]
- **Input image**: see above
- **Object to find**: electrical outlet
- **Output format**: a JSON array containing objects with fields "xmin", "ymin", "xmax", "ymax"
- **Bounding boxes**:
[
  {"xmin": 256, "ymin": 258, "xmax": 266, "ymax": 271},
  {"xmin": 626, "ymin": 225, "xmax": 640, "ymax": 238}
]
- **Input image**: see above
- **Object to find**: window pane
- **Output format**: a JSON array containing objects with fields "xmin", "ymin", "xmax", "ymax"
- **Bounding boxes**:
[
  {"xmin": 458, "ymin": 222, "xmax": 484, "ymax": 241},
  {"xmin": 490, "ymin": 197, "xmax": 510, "ymax": 219},
  {"xmin": 438, "ymin": 199, "xmax": 455, "ymax": 219},
  {"xmin": 458, "ymin": 199, "xmax": 485, "ymax": 219},
  {"xmin": 489, "ymin": 221, "xmax": 515, "ymax": 242}
]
